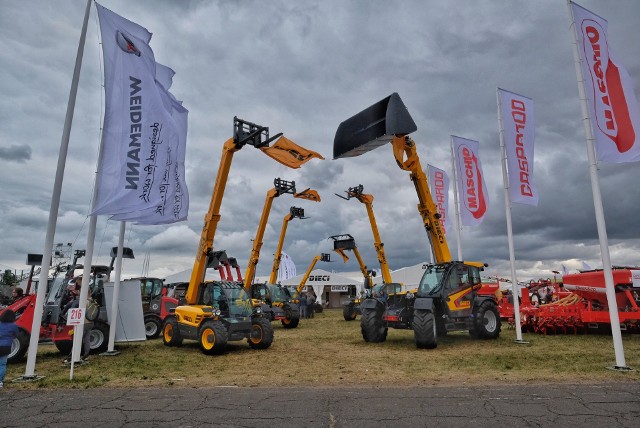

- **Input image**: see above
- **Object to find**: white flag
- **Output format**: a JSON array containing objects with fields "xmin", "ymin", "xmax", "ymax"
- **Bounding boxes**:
[
  {"xmin": 498, "ymin": 89, "xmax": 539, "ymax": 206},
  {"xmin": 111, "ymin": 64, "xmax": 189, "ymax": 224},
  {"xmin": 427, "ymin": 164, "xmax": 452, "ymax": 234},
  {"xmin": 277, "ymin": 252, "xmax": 296, "ymax": 282},
  {"xmin": 582, "ymin": 261, "xmax": 593, "ymax": 271},
  {"xmin": 92, "ymin": 4, "xmax": 186, "ymax": 216},
  {"xmin": 570, "ymin": 2, "xmax": 640, "ymax": 163},
  {"xmin": 452, "ymin": 136, "xmax": 489, "ymax": 226},
  {"xmin": 561, "ymin": 264, "xmax": 569, "ymax": 275}
]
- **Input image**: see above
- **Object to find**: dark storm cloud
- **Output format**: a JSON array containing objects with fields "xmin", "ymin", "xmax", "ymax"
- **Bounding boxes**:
[{"xmin": 0, "ymin": 144, "xmax": 31, "ymax": 163}]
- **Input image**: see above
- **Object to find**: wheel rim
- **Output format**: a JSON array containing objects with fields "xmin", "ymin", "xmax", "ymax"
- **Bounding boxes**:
[
  {"xmin": 484, "ymin": 310, "xmax": 497, "ymax": 332},
  {"xmin": 146, "ymin": 321, "xmax": 158, "ymax": 336},
  {"xmin": 9, "ymin": 336, "xmax": 20, "ymax": 359},
  {"xmin": 250, "ymin": 324, "xmax": 263, "ymax": 344},
  {"xmin": 164, "ymin": 323, "xmax": 173, "ymax": 342},
  {"xmin": 201, "ymin": 327, "xmax": 215, "ymax": 350},
  {"xmin": 90, "ymin": 328, "xmax": 105, "ymax": 349}
]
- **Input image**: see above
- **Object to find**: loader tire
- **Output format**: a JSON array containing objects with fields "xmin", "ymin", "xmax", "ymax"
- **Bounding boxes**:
[
  {"xmin": 199, "ymin": 320, "xmax": 227, "ymax": 355},
  {"xmin": 413, "ymin": 310, "xmax": 437, "ymax": 349},
  {"xmin": 8, "ymin": 328, "xmax": 29, "ymax": 364},
  {"xmin": 360, "ymin": 306, "xmax": 387, "ymax": 343},
  {"xmin": 54, "ymin": 340, "xmax": 73, "ymax": 356},
  {"xmin": 89, "ymin": 322, "xmax": 109, "ymax": 354},
  {"xmin": 281, "ymin": 305, "xmax": 300, "ymax": 329},
  {"xmin": 248, "ymin": 317, "xmax": 274, "ymax": 350},
  {"xmin": 144, "ymin": 315, "xmax": 162, "ymax": 339},
  {"xmin": 162, "ymin": 316, "xmax": 183, "ymax": 347},
  {"xmin": 470, "ymin": 300, "xmax": 501, "ymax": 340},
  {"xmin": 314, "ymin": 303, "xmax": 323, "ymax": 314},
  {"xmin": 343, "ymin": 304, "xmax": 357, "ymax": 321}
]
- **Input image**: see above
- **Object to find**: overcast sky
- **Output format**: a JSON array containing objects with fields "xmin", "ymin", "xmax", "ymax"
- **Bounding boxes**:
[{"xmin": 1, "ymin": 0, "xmax": 639, "ymax": 283}]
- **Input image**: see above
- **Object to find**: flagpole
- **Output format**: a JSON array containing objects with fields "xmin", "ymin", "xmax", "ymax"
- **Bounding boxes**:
[
  {"xmin": 497, "ymin": 89, "xmax": 526, "ymax": 344},
  {"xmin": 22, "ymin": 0, "xmax": 92, "ymax": 380},
  {"xmin": 449, "ymin": 136, "xmax": 463, "ymax": 260},
  {"xmin": 105, "ymin": 221, "xmax": 126, "ymax": 355},
  {"xmin": 568, "ymin": 1, "xmax": 628, "ymax": 370}
]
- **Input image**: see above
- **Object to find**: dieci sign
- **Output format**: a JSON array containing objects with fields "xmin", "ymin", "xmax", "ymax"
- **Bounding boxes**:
[{"xmin": 331, "ymin": 285, "xmax": 349, "ymax": 292}]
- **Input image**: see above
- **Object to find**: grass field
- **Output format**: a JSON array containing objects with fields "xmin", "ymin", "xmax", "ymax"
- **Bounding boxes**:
[{"xmin": 6, "ymin": 309, "xmax": 640, "ymax": 389}]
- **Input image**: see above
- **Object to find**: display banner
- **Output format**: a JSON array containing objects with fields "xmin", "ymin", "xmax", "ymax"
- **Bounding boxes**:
[
  {"xmin": 111, "ymin": 64, "xmax": 189, "ymax": 224},
  {"xmin": 452, "ymin": 136, "xmax": 489, "ymax": 226},
  {"xmin": 498, "ymin": 89, "xmax": 539, "ymax": 206},
  {"xmin": 92, "ymin": 3, "xmax": 187, "ymax": 216},
  {"xmin": 570, "ymin": 2, "xmax": 640, "ymax": 163},
  {"xmin": 427, "ymin": 164, "xmax": 452, "ymax": 234},
  {"xmin": 277, "ymin": 252, "xmax": 297, "ymax": 282}
]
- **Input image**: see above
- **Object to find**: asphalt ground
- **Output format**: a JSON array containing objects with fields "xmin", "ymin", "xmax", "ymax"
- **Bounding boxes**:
[{"xmin": 1, "ymin": 382, "xmax": 639, "ymax": 427}]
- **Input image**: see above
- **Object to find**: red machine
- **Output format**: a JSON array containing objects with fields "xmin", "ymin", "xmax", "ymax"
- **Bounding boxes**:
[{"xmin": 501, "ymin": 268, "xmax": 640, "ymax": 334}]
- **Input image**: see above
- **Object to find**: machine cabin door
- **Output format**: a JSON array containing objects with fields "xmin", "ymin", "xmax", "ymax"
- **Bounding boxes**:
[{"xmin": 443, "ymin": 264, "xmax": 480, "ymax": 318}]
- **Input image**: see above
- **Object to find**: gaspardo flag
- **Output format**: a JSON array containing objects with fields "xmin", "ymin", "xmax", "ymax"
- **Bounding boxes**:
[
  {"xmin": 427, "ymin": 164, "xmax": 452, "ymax": 234},
  {"xmin": 92, "ymin": 3, "xmax": 188, "ymax": 217},
  {"xmin": 452, "ymin": 136, "xmax": 489, "ymax": 227},
  {"xmin": 570, "ymin": 2, "xmax": 640, "ymax": 163},
  {"xmin": 498, "ymin": 89, "xmax": 539, "ymax": 206}
]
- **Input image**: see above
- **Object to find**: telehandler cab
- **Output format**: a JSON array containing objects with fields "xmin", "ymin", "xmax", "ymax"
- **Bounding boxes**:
[
  {"xmin": 162, "ymin": 118, "xmax": 323, "ymax": 355},
  {"xmin": 333, "ymin": 93, "xmax": 500, "ymax": 348},
  {"xmin": 245, "ymin": 180, "xmax": 320, "ymax": 328}
]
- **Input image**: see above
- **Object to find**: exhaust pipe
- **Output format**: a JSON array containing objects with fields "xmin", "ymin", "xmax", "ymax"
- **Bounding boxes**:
[{"xmin": 333, "ymin": 93, "xmax": 417, "ymax": 159}]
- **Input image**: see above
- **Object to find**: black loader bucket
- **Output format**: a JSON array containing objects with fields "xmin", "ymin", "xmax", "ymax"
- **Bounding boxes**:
[{"xmin": 333, "ymin": 93, "xmax": 417, "ymax": 159}]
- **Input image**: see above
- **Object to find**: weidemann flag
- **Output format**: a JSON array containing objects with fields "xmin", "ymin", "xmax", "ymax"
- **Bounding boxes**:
[
  {"xmin": 92, "ymin": 3, "xmax": 187, "ymax": 216},
  {"xmin": 570, "ymin": 2, "xmax": 640, "ymax": 163},
  {"xmin": 452, "ymin": 136, "xmax": 489, "ymax": 226},
  {"xmin": 111, "ymin": 63, "xmax": 189, "ymax": 224},
  {"xmin": 498, "ymin": 89, "xmax": 539, "ymax": 206},
  {"xmin": 427, "ymin": 164, "xmax": 452, "ymax": 234}
]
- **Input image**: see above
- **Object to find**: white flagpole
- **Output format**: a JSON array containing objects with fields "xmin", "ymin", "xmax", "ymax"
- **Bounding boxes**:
[
  {"xmin": 497, "ymin": 89, "xmax": 525, "ymax": 343},
  {"xmin": 22, "ymin": 0, "xmax": 92, "ymax": 380},
  {"xmin": 105, "ymin": 221, "xmax": 126, "ymax": 354},
  {"xmin": 449, "ymin": 136, "xmax": 463, "ymax": 260},
  {"xmin": 568, "ymin": 1, "xmax": 628, "ymax": 369}
]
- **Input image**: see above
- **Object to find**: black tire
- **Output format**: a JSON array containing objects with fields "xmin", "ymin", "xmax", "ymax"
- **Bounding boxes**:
[
  {"xmin": 144, "ymin": 315, "xmax": 162, "ymax": 339},
  {"xmin": 413, "ymin": 310, "xmax": 437, "ymax": 349},
  {"xmin": 7, "ymin": 328, "xmax": 29, "ymax": 364},
  {"xmin": 281, "ymin": 305, "xmax": 300, "ymax": 329},
  {"xmin": 314, "ymin": 303, "xmax": 323, "ymax": 313},
  {"xmin": 54, "ymin": 340, "xmax": 73, "ymax": 356},
  {"xmin": 162, "ymin": 316, "xmax": 183, "ymax": 347},
  {"xmin": 471, "ymin": 300, "xmax": 501, "ymax": 340},
  {"xmin": 199, "ymin": 320, "xmax": 227, "ymax": 355},
  {"xmin": 360, "ymin": 305, "xmax": 387, "ymax": 343},
  {"xmin": 436, "ymin": 316, "xmax": 448, "ymax": 337},
  {"xmin": 248, "ymin": 317, "xmax": 274, "ymax": 350},
  {"xmin": 89, "ymin": 322, "xmax": 109, "ymax": 354},
  {"xmin": 343, "ymin": 304, "xmax": 357, "ymax": 321}
]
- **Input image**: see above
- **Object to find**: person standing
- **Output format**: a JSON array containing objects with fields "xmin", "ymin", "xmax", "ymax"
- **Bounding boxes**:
[
  {"xmin": 10, "ymin": 287, "xmax": 24, "ymax": 304},
  {"xmin": 0, "ymin": 309, "xmax": 18, "ymax": 388},
  {"xmin": 299, "ymin": 291, "xmax": 308, "ymax": 319},
  {"xmin": 62, "ymin": 277, "xmax": 93, "ymax": 363},
  {"xmin": 307, "ymin": 288, "xmax": 316, "ymax": 319}
]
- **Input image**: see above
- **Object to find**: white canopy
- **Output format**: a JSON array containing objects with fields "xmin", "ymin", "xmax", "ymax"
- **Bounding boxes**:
[
  {"xmin": 280, "ymin": 269, "xmax": 363, "ymax": 304},
  {"xmin": 163, "ymin": 268, "xmax": 224, "ymax": 284},
  {"xmin": 373, "ymin": 261, "xmax": 429, "ymax": 291}
]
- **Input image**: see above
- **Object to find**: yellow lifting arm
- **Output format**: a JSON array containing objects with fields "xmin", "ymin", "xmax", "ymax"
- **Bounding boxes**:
[
  {"xmin": 330, "ymin": 234, "xmax": 375, "ymax": 287},
  {"xmin": 269, "ymin": 207, "xmax": 304, "ymax": 284},
  {"xmin": 391, "ymin": 135, "xmax": 451, "ymax": 263},
  {"xmin": 297, "ymin": 253, "xmax": 331, "ymax": 293},
  {"xmin": 337, "ymin": 185, "xmax": 393, "ymax": 283}
]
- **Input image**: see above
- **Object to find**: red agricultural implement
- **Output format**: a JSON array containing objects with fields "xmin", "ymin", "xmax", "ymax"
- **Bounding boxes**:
[{"xmin": 500, "ymin": 268, "xmax": 640, "ymax": 334}]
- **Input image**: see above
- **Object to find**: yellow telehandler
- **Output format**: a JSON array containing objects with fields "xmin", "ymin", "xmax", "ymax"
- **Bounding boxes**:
[
  {"xmin": 333, "ymin": 94, "xmax": 500, "ymax": 348},
  {"xmin": 162, "ymin": 117, "xmax": 322, "ymax": 355}
]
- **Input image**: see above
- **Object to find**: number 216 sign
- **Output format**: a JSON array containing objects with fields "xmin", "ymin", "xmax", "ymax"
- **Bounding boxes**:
[{"xmin": 67, "ymin": 307, "xmax": 85, "ymax": 326}]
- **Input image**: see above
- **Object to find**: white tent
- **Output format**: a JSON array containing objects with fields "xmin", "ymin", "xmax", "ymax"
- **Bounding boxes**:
[
  {"xmin": 372, "ymin": 261, "xmax": 429, "ymax": 291},
  {"xmin": 163, "ymin": 268, "xmax": 224, "ymax": 284},
  {"xmin": 280, "ymin": 268, "xmax": 363, "ymax": 307}
]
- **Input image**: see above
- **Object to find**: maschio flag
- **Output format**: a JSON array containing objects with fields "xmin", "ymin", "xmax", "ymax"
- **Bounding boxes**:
[
  {"xmin": 498, "ymin": 89, "xmax": 539, "ymax": 206},
  {"xmin": 92, "ymin": 3, "xmax": 185, "ymax": 216},
  {"xmin": 427, "ymin": 164, "xmax": 452, "ymax": 234},
  {"xmin": 570, "ymin": 2, "xmax": 640, "ymax": 163},
  {"xmin": 277, "ymin": 252, "xmax": 297, "ymax": 282},
  {"xmin": 111, "ymin": 63, "xmax": 189, "ymax": 224},
  {"xmin": 452, "ymin": 136, "xmax": 489, "ymax": 226}
]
